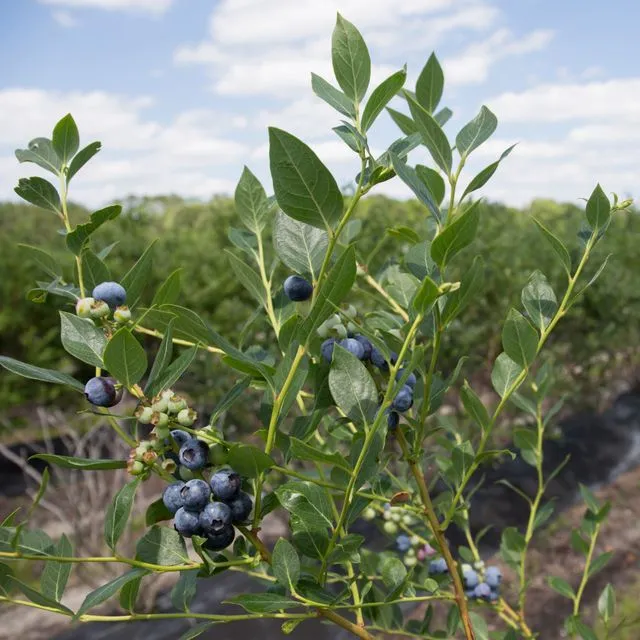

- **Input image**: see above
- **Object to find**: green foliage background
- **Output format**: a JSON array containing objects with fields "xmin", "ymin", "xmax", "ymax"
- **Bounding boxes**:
[{"xmin": 2, "ymin": 194, "xmax": 638, "ymax": 422}]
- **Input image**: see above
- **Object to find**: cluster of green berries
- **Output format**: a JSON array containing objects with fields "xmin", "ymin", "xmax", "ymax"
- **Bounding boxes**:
[
  {"xmin": 162, "ymin": 469, "xmax": 252, "ymax": 551},
  {"xmin": 461, "ymin": 563, "xmax": 502, "ymax": 602},
  {"xmin": 76, "ymin": 281, "xmax": 131, "ymax": 323}
]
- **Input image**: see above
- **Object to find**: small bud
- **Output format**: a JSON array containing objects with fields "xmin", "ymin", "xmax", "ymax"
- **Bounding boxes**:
[
  {"xmin": 75, "ymin": 297, "xmax": 95, "ymax": 318},
  {"xmin": 128, "ymin": 460, "xmax": 145, "ymax": 476},
  {"xmin": 135, "ymin": 406, "xmax": 154, "ymax": 424},
  {"xmin": 151, "ymin": 412, "xmax": 169, "ymax": 428},
  {"xmin": 89, "ymin": 299, "xmax": 110, "ymax": 319},
  {"xmin": 167, "ymin": 395, "xmax": 187, "ymax": 414},
  {"xmin": 383, "ymin": 521, "xmax": 398, "ymax": 535},
  {"xmin": 142, "ymin": 450, "xmax": 158, "ymax": 465},
  {"xmin": 162, "ymin": 458, "xmax": 177, "ymax": 474},
  {"xmin": 113, "ymin": 305, "xmax": 132, "ymax": 323},
  {"xmin": 177, "ymin": 408, "xmax": 197, "ymax": 427},
  {"xmin": 362, "ymin": 507, "xmax": 377, "ymax": 521}
]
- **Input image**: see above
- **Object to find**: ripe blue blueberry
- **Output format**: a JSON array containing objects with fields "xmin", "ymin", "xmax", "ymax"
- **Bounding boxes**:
[
  {"xmin": 370, "ymin": 347, "xmax": 388, "ymax": 371},
  {"xmin": 473, "ymin": 582, "xmax": 492, "ymax": 600},
  {"xmin": 162, "ymin": 481, "xmax": 185, "ymax": 514},
  {"xmin": 392, "ymin": 386, "xmax": 414, "ymax": 413},
  {"xmin": 210, "ymin": 469, "xmax": 241, "ymax": 500},
  {"xmin": 339, "ymin": 337, "xmax": 365, "ymax": 360},
  {"xmin": 203, "ymin": 524, "xmax": 235, "ymax": 551},
  {"xmin": 170, "ymin": 429, "xmax": 190, "ymax": 447},
  {"xmin": 199, "ymin": 501, "xmax": 232, "ymax": 534},
  {"xmin": 179, "ymin": 438, "xmax": 209, "ymax": 470},
  {"xmin": 180, "ymin": 478, "xmax": 211, "ymax": 511},
  {"xmin": 283, "ymin": 275, "xmax": 313, "ymax": 302},
  {"xmin": 386, "ymin": 410, "xmax": 399, "ymax": 430},
  {"xmin": 396, "ymin": 369, "xmax": 417, "ymax": 389},
  {"xmin": 485, "ymin": 566, "xmax": 502, "ymax": 589},
  {"xmin": 174, "ymin": 507, "xmax": 201, "ymax": 537},
  {"xmin": 321, "ymin": 338, "xmax": 336, "ymax": 363},
  {"xmin": 396, "ymin": 534, "xmax": 411, "ymax": 552},
  {"xmin": 226, "ymin": 491, "xmax": 253, "ymax": 523},
  {"xmin": 428, "ymin": 557, "xmax": 448, "ymax": 575},
  {"xmin": 84, "ymin": 376, "xmax": 122, "ymax": 407},
  {"xmin": 463, "ymin": 568, "xmax": 479, "ymax": 589},
  {"xmin": 353, "ymin": 334, "xmax": 372, "ymax": 360},
  {"xmin": 92, "ymin": 281, "xmax": 126, "ymax": 309}
]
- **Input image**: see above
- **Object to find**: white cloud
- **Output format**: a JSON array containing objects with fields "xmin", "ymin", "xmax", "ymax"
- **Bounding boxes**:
[
  {"xmin": 52, "ymin": 10, "xmax": 79, "ymax": 27},
  {"xmin": 39, "ymin": 0, "xmax": 173, "ymax": 15}
]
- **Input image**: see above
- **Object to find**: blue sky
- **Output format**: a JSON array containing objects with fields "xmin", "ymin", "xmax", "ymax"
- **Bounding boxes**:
[{"xmin": 1, "ymin": 0, "xmax": 638, "ymax": 208}]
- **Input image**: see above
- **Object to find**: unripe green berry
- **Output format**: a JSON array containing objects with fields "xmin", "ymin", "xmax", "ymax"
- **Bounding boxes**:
[
  {"xmin": 154, "ymin": 425, "xmax": 170, "ymax": 440},
  {"xmin": 327, "ymin": 314, "xmax": 342, "ymax": 328},
  {"xmin": 474, "ymin": 560, "xmax": 485, "ymax": 571},
  {"xmin": 347, "ymin": 321, "xmax": 357, "ymax": 333},
  {"xmin": 151, "ymin": 411, "xmax": 169, "ymax": 428},
  {"xmin": 383, "ymin": 510, "xmax": 392, "ymax": 521},
  {"xmin": 162, "ymin": 458, "xmax": 177, "ymax": 474},
  {"xmin": 345, "ymin": 305, "xmax": 357, "ymax": 320},
  {"xmin": 129, "ymin": 460, "xmax": 144, "ymax": 476},
  {"xmin": 362, "ymin": 507, "xmax": 377, "ymax": 521},
  {"xmin": 151, "ymin": 394, "xmax": 169, "ymax": 413},
  {"xmin": 391, "ymin": 511, "xmax": 402, "ymax": 523},
  {"xmin": 461, "ymin": 563, "xmax": 473, "ymax": 573},
  {"xmin": 383, "ymin": 521, "xmax": 398, "ymax": 535},
  {"xmin": 410, "ymin": 535, "xmax": 420, "ymax": 547},
  {"xmin": 168, "ymin": 395, "xmax": 187, "ymax": 414},
  {"xmin": 335, "ymin": 324, "xmax": 347, "ymax": 339},
  {"xmin": 406, "ymin": 547, "xmax": 416, "ymax": 557},
  {"xmin": 179, "ymin": 466, "xmax": 194, "ymax": 481},
  {"xmin": 317, "ymin": 323, "xmax": 330, "ymax": 339},
  {"xmin": 177, "ymin": 408, "xmax": 197, "ymax": 427},
  {"xmin": 404, "ymin": 555, "xmax": 418, "ymax": 567},
  {"xmin": 208, "ymin": 443, "xmax": 228, "ymax": 466},
  {"xmin": 114, "ymin": 305, "xmax": 132, "ymax": 323},
  {"xmin": 402, "ymin": 514, "xmax": 414, "ymax": 526},
  {"xmin": 161, "ymin": 389, "xmax": 174, "ymax": 402},
  {"xmin": 90, "ymin": 300, "xmax": 110, "ymax": 319},
  {"xmin": 75, "ymin": 297, "xmax": 94, "ymax": 318},
  {"xmin": 141, "ymin": 450, "xmax": 158, "ymax": 465},
  {"xmin": 136, "ymin": 406, "xmax": 154, "ymax": 424}
]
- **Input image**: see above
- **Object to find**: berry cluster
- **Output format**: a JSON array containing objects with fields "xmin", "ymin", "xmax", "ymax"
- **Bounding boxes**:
[
  {"xmin": 462, "ymin": 564, "xmax": 502, "ymax": 602},
  {"xmin": 162, "ymin": 470, "xmax": 252, "ymax": 551},
  {"xmin": 76, "ymin": 281, "xmax": 131, "ymax": 323}
]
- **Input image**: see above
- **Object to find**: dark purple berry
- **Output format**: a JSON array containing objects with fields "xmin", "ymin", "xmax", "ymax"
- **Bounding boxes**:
[
  {"xmin": 339, "ymin": 337, "xmax": 365, "ymax": 359},
  {"xmin": 321, "ymin": 338, "xmax": 336, "ymax": 363},
  {"xmin": 386, "ymin": 410, "xmax": 400, "ymax": 430},
  {"xmin": 174, "ymin": 507, "xmax": 201, "ymax": 537},
  {"xmin": 199, "ymin": 502, "xmax": 232, "ymax": 534},
  {"xmin": 203, "ymin": 524, "xmax": 235, "ymax": 551},
  {"xmin": 180, "ymin": 478, "xmax": 210, "ymax": 511},
  {"xmin": 209, "ymin": 469, "xmax": 241, "ymax": 501},
  {"xmin": 283, "ymin": 275, "xmax": 313, "ymax": 302},
  {"xmin": 370, "ymin": 347, "xmax": 388, "ymax": 371},
  {"xmin": 396, "ymin": 368, "xmax": 417, "ymax": 389},
  {"xmin": 392, "ymin": 386, "xmax": 414, "ymax": 413},
  {"xmin": 170, "ymin": 429, "xmax": 190, "ymax": 447},
  {"xmin": 162, "ymin": 481, "xmax": 185, "ymax": 514},
  {"xmin": 179, "ymin": 438, "xmax": 209, "ymax": 470},
  {"xmin": 226, "ymin": 491, "xmax": 253, "ymax": 523},
  {"xmin": 353, "ymin": 335, "xmax": 372, "ymax": 360},
  {"xmin": 84, "ymin": 376, "xmax": 122, "ymax": 407}
]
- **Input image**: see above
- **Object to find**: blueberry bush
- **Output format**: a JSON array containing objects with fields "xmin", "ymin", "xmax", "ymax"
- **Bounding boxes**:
[{"xmin": 0, "ymin": 15, "xmax": 632, "ymax": 640}]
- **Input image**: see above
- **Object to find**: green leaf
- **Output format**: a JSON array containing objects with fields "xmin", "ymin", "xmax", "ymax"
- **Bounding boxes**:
[
  {"xmin": 532, "ymin": 218, "xmax": 572, "ymax": 274},
  {"xmin": 460, "ymin": 382, "xmax": 490, "ymax": 431},
  {"xmin": 272, "ymin": 538, "xmax": 300, "ymax": 590},
  {"xmin": 548, "ymin": 576, "xmax": 575, "ymax": 599},
  {"xmin": 10, "ymin": 576, "xmax": 73, "ymax": 615},
  {"xmin": 152, "ymin": 269, "xmax": 182, "ymax": 307},
  {"xmin": 276, "ymin": 481, "xmax": 333, "ymax": 532},
  {"xmin": 533, "ymin": 501, "xmax": 555, "ymax": 530},
  {"xmin": 415, "ymin": 53, "xmax": 444, "ymax": 113},
  {"xmin": 502, "ymin": 308, "xmax": 538, "ymax": 368},
  {"xmin": 235, "ymin": 166, "xmax": 270, "ymax": 233},
  {"xmin": 588, "ymin": 551, "xmax": 613, "ymax": 577},
  {"xmin": 40, "ymin": 534, "xmax": 73, "ymax": 603},
  {"xmin": 406, "ymin": 93, "xmax": 452, "ymax": 174},
  {"xmin": 171, "ymin": 570, "xmax": 198, "ymax": 612},
  {"xmin": 361, "ymin": 67, "xmax": 406, "ymax": 132},
  {"xmin": 30, "ymin": 454, "xmax": 127, "ymax": 470},
  {"xmin": 144, "ymin": 319, "xmax": 174, "ymax": 396},
  {"xmin": 405, "ymin": 240, "xmax": 436, "ymax": 280},
  {"xmin": 227, "ymin": 444, "xmax": 274, "ymax": 478},
  {"xmin": 522, "ymin": 271, "xmax": 557, "ymax": 331},
  {"xmin": 585, "ymin": 183, "xmax": 611, "ymax": 230},
  {"xmin": 228, "ymin": 592, "xmax": 299, "ymax": 613},
  {"xmin": 390, "ymin": 155, "xmax": 441, "ymax": 223},
  {"xmin": 52, "ymin": 113, "xmax": 79, "ymax": 165},
  {"xmin": 296, "ymin": 246, "xmax": 356, "ymax": 342},
  {"xmin": 59, "ymin": 312, "xmax": 106, "ymax": 368},
  {"xmin": 598, "ymin": 583, "xmax": 615, "ymax": 622},
  {"xmin": 18, "ymin": 244, "xmax": 61, "ymax": 278},
  {"xmin": 381, "ymin": 557, "xmax": 406, "ymax": 589},
  {"xmin": 135, "ymin": 526, "xmax": 190, "ymax": 566},
  {"xmin": 415, "ymin": 165, "xmax": 445, "ymax": 206},
  {"xmin": 469, "ymin": 612, "xmax": 489, "ymax": 640},
  {"xmin": 575, "ymin": 619, "xmax": 599, "ymax": 640},
  {"xmin": 145, "ymin": 498, "xmax": 172, "ymax": 526},
  {"xmin": 491, "ymin": 352, "xmax": 524, "ymax": 398},
  {"xmin": 105, "ymin": 479, "xmax": 140, "ymax": 551},
  {"xmin": 103, "ymin": 327, "xmax": 147, "ymax": 388},
  {"xmin": 430, "ymin": 200, "xmax": 480, "ymax": 268},
  {"xmin": 75, "ymin": 569, "xmax": 148, "ymax": 619},
  {"xmin": 273, "ymin": 210, "xmax": 328, "ymax": 279},
  {"xmin": 67, "ymin": 141, "xmax": 101, "ymax": 183},
  {"xmin": 66, "ymin": 205, "xmax": 122, "ymax": 256},
  {"xmin": 177, "ymin": 624, "xmax": 216, "ymax": 640},
  {"xmin": 386, "ymin": 107, "xmax": 417, "ymax": 135},
  {"xmin": 456, "ymin": 106, "xmax": 497, "ymax": 158},
  {"xmin": 119, "ymin": 573, "xmax": 143, "ymax": 612},
  {"xmin": 461, "ymin": 144, "xmax": 516, "ymax": 200},
  {"xmin": 14, "ymin": 177, "xmax": 61, "ymax": 214},
  {"xmin": 226, "ymin": 250, "xmax": 267, "ymax": 308},
  {"xmin": 15, "ymin": 137, "xmax": 61, "ymax": 175},
  {"xmin": 579, "ymin": 484, "xmax": 600, "ymax": 513},
  {"xmin": 288, "ymin": 437, "xmax": 350, "ymax": 471},
  {"xmin": 328, "ymin": 344, "xmax": 378, "ymax": 425},
  {"xmin": 331, "ymin": 13, "xmax": 370, "ymax": 102},
  {"xmin": 412, "ymin": 275, "xmax": 441, "ymax": 314},
  {"xmin": 441, "ymin": 256, "xmax": 484, "ymax": 325},
  {"xmin": 311, "ymin": 73, "xmax": 356, "ymax": 118},
  {"xmin": 0, "ymin": 356, "xmax": 84, "ymax": 392},
  {"xmin": 333, "ymin": 123, "xmax": 364, "ymax": 152},
  {"xmin": 269, "ymin": 127, "xmax": 343, "ymax": 231},
  {"xmin": 147, "ymin": 345, "xmax": 197, "ymax": 400},
  {"xmin": 121, "ymin": 242, "xmax": 155, "ymax": 309},
  {"xmin": 80, "ymin": 249, "xmax": 109, "ymax": 292}
]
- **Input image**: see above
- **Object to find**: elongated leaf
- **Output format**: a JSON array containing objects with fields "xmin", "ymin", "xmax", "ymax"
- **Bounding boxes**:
[
  {"xmin": 171, "ymin": 570, "xmax": 198, "ymax": 612},
  {"xmin": 75, "ymin": 569, "xmax": 148, "ymax": 618},
  {"xmin": 390, "ymin": 155, "xmax": 441, "ymax": 223},
  {"xmin": 547, "ymin": 576, "xmax": 575, "ymax": 599},
  {"xmin": 59, "ymin": 312, "xmax": 106, "ymax": 368},
  {"xmin": 119, "ymin": 573, "xmax": 143, "ymax": 612},
  {"xmin": 533, "ymin": 218, "xmax": 572, "ymax": 274},
  {"xmin": 121, "ymin": 242, "xmax": 155, "ymax": 309},
  {"xmin": 289, "ymin": 437, "xmax": 350, "ymax": 471},
  {"xmin": 273, "ymin": 210, "xmax": 328, "ymax": 278},
  {"xmin": 521, "ymin": 271, "xmax": 557, "ymax": 331},
  {"xmin": 412, "ymin": 275, "xmax": 440, "ymax": 314},
  {"xmin": 387, "ymin": 107, "xmax": 417, "ymax": 135},
  {"xmin": 405, "ymin": 240, "xmax": 436, "ymax": 280},
  {"xmin": 105, "ymin": 479, "xmax": 140, "ymax": 551},
  {"xmin": 103, "ymin": 327, "xmax": 147, "ymax": 387},
  {"xmin": 415, "ymin": 165, "xmax": 445, "ymax": 206},
  {"xmin": 329, "ymin": 344, "xmax": 378, "ymax": 425},
  {"xmin": 15, "ymin": 137, "xmax": 61, "ymax": 175},
  {"xmin": 456, "ymin": 106, "xmax": 497, "ymax": 158},
  {"xmin": 15, "ymin": 177, "xmax": 61, "ymax": 214},
  {"xmin": 460, "ymin": 382, "xmax": 490, "ymax": 431},
  {"xmin": 135, "ymin": 526, "xmax": 190, "ymax": 566},
  {"xmin": 331, "ymin": 14, "xmax": 370, "ymax": 102},
  {"xmin": 80, "ymin": 249, "xmax": 109, "ymax": 292},
  {"xmin": 10, "ymin": 577, "xmax": 73, "ymax": 615},
  {"xmin": 66, "ymin": 205, "xmax": 122, "ymax": 256},
  {"xmin": 269, "ymin": 128, "xmax": 343, "ymax": 231},
  {"xmin": 491, "ymin": 352, "xmax": 524, "ymax": 398},
  {"xmin": 598, "ymin": 584, "xmax": 615, "ymax": 622},
  {"xmin": 361, "ymin": 67, "xmax": 406, "ymax": 132},
  {"xmin": 430, "ymin": 200, "xmax": 480, "ymax": 268},
  {"xmin": 276, "ymin": 481, "xmax": 333, "ymax": 531},
  {"xmin": 40, "ymin": 535, "xmax": 73, "ymax": 603},
  {"xmin": 586, "ymin": 183, "xmax": 611, "ymax": 230},
  {"xmin": 461, "ymin": 144, "xmax": 516, "ymax": 200},
  {"xmin": 227, "ymin": 444, "xmax": 274, "ymax": 478},
  {"xmin": 272, "ymin": 538, "xmax": 300, "ymax": 590},
  {"xmin": 311, "ymin": 73, "xmax": 356, "ymax": 118},
  {"xmin": 52, "ymin": 113, "xmax": 79, "ymax": 164},
  {"xmin": 225, "ymin": 250, "xmax": 267, "ymax": 308},
  {"xmin": 406, "ymin": 94, "xmax": 451, "ymax": 174},
  {"xmin": 235, "ymin": 167, "xmax": 270, "ymax": 233},
  {"xmin": 502, "ymin": 308, "xmax": 538, "ymax": 368},
  {"xmin": 67, "ymin": 141, "xmax": 101, "ymax": 183},
  {"xmin": 415, "ymin": 53, "xmax": 444, "ymax": 113},
  {"xmin": 18, "ymin": 244, "xmax": 61, "ymax": 278},
  {"xmin": 143, "ymin": 319, "xmax": 174, "ymax": 395},
  {"xmin": 227, "ymin": 592, "xmax": 299, "ymax": 613},
  {"xmin": 441, "ymin": 256, "xmax": 484, "ymax": 325},
  {"xmin": 0, "ymin": 356, "xmax": 84, "ymax": 391},
  {"xmin": 30, "ymin": 454, "xmax": 127, "ymax": 470},
  {"xmin": 152, "ymin": 269, "xmax": 182, "ymax": 306}
]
